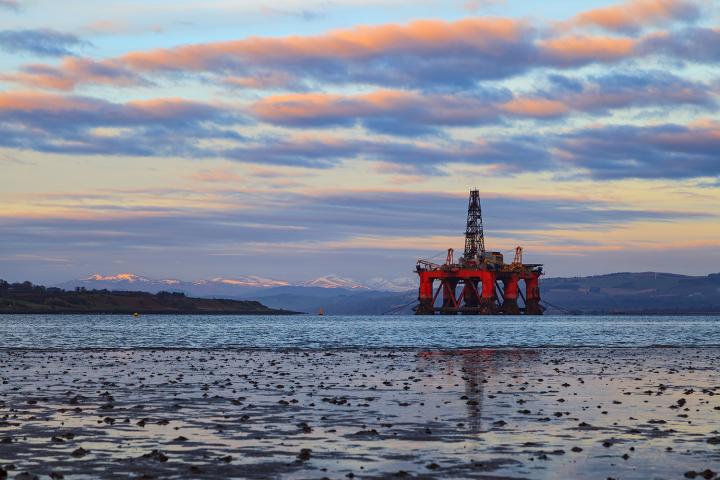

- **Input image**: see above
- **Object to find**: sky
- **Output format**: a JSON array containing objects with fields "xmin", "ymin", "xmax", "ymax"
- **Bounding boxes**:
[{"xmin": 1, "ymin": 0, "xmax": 719, "ymax": 285}]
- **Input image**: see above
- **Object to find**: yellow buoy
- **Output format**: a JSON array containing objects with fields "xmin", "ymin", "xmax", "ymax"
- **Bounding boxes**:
[{"xmin": 133, "ymin": 312, "xmax": 140, "ymax": 318}]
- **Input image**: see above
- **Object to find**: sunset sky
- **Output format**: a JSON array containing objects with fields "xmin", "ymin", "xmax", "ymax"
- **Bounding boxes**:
[{"xmin": 1, "ymin": 0, "xmax": 719, "ymax": 285}]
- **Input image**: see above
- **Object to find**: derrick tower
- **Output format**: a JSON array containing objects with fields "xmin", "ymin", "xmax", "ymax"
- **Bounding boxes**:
[{"xmin": 462, "ymin": 189, "xmax": 485, "ymax": 264}]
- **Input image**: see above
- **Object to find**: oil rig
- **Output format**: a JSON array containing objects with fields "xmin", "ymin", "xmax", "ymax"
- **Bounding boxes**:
[{"xmin": 415, "ymin": 189, "xmax": 544, "ymax": 315}]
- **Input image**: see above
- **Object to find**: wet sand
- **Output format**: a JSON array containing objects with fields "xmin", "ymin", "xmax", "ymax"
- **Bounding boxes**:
[{"xmin": 1, "ymin": 348, "xmax": 719, "ymax": 479}]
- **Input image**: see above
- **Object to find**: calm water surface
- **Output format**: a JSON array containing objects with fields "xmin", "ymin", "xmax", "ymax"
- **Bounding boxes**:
[{"xmin": 0, "ymin": 314, "xmax": 718, "ymax": 348}]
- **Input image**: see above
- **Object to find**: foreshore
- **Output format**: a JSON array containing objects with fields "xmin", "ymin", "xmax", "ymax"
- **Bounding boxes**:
[{"xmin": 1, "ymin": 347, "xmax": 719, "ymax": 479}]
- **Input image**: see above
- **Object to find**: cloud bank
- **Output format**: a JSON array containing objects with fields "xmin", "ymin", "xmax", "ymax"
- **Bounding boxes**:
[
  {"xmin": 0, "ymin": 29, "xmax": 88, "ymax": 57},
  {"xmin": 0, "ymin": 3, "xmax": 717, "ymax": 177}
]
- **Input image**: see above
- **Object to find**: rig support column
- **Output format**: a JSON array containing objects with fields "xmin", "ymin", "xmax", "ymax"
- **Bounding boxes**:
[
  {"xmin": 479, "ymin": 271, "xmax": 497, "ymax": 314},
  {"xmin": 501, "ymin": 274, "xmax": 520, "ymax": 314},
  {"xmin": 416, "ymin": 272, "xmax": 435, "ymax": 315},
  {"xmin": 525, "ymin": 273, "xmax": 542, "ymax": 315},
  {"xmin": 462, "ymin": 279, "xmax": 480, "ymax": 313}
]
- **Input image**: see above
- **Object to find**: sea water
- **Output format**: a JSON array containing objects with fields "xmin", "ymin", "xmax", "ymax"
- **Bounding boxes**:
[{"xmin": 1, "ymin": 314, "xmax": 718, "ymax": 348}]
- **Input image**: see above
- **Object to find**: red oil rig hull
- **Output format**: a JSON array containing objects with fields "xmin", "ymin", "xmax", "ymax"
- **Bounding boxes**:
[
  {"xmin": 416, "ymin": 269, "xmax": 542, "ymax": 315},
  {"xmin": 415, "ymin": 190, "xmax": 543, "ymax": 315}
]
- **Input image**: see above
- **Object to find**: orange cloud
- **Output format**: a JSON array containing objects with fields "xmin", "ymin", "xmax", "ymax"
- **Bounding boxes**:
[
  {"xmin": 539, "ymin": 35, "xmax": 636, "ymax": 64},
  {"xmin": 253, "ymin": 92, "xmax": 364, "ymax": 121},
  {"xmin": 0, "ymin": 57, "xmax": 145, "ymax": 91},
  {"xmin": 0, "ymin": 71, "xmax": 75, "ymax": 91},
  {"xmin": 651, "ymin": 122, "xmax": 720, "ymax": 148},
  {"xmin": 0, "ymin": 90, "xmax": 95, "ymax": 112},
  {"xmin": 190, "ymin": 168, "xmax": 245, "ymax": 183},
  {"xmin": 119, "ymin": 17, "xmax": 527, "ymax": 70},
  {"xmin": 253, "ymin": 90, "xmax": 496, "ymax": 128},
  {"xmin": 0, "ymin": 91, "xmax": 222, "ymax": 120},
  {"xmin": 560, "ymin": 0, "xmax": 701, "ymax": 33},
  {"xmin": 500, "ymin": 97, "xmax": 569, "ymax": 117}
]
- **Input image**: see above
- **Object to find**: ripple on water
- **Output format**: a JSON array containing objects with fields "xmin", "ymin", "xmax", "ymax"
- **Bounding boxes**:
[{"xmin": 0, "ymin": 314, "xmax": 719, "ymax": 348}]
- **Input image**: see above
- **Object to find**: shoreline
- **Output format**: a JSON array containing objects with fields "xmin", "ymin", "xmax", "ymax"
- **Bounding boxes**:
[
  {"xmin": 0, "ymin": 310, "xmax": 302, "ymax": 315},
  {"xmin": 2, "ymin": 311, "xmax": 719, "ymax": 315},
  {"xmin": 3, "ymin": 344, "xmax": 720, "ymax": 352}
]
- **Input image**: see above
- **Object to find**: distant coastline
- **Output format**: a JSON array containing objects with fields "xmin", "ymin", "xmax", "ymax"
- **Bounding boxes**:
[
  {"xmin": 4, "ymin": 271, "xmax": 720, "ymax": 316},
  {"xmin": 0, "ymin": 310, "xmax": 301, "ymax": 315},
  {"xmin": 0, "ymin": 280, "xmax": 299, "ymax": 315}
]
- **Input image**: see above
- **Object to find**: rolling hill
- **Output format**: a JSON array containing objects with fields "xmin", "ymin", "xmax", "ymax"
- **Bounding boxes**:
[{"xmin": 0, "ymin": 280, "xmax": 296, "ymax": 315}]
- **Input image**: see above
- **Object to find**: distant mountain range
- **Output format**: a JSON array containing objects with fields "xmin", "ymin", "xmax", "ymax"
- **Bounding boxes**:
[
  {"xmin": 57, "ymin": 271, "xmax": 720, "ymax": 315},
  {"xmin": 59, "ymin": 273, "xmax": 415, "ymax": 294}
]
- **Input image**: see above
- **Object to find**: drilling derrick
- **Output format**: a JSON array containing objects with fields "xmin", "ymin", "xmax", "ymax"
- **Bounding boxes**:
[
  {"xmin": 415, "ymin": 190, "xmax": 544, "ymax": 316},
  {"xmin": 462, "ymin": 189, "xmax": 485, "ymax": 265}
]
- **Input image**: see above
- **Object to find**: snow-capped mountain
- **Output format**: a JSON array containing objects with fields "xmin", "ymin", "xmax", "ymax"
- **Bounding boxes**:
[
  {"xmin": 84, "ymin": 273, "xmax": 183, "ymax": 285},
  {"xmin": 365, "ymin": 277, "xmax": 418, "ymax": 292},
  {"xmin": 302, "ymin": 275, "xmax": 370, "ymax": 290},
  {"xmin": 56, "ymin": 273, "xmax": 184, "ymax": 293},
  {"xmin": 192, "ymin": 276, "xmax": 290, "ymax": 288}
]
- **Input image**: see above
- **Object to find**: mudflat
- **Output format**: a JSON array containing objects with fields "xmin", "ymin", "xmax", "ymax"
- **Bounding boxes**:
[{"xmin": 1, "ymin": 348, "xmax": 719, "ymax": 479}]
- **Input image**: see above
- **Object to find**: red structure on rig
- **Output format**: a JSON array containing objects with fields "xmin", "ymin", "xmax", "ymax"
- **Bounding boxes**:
[{"xmin": 415, "ymin": 189, "xmax": 544, "ymax": 315}]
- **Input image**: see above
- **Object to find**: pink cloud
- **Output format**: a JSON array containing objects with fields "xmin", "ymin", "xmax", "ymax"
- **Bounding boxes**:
[
  {"xmin": 0, "ymin": 57, "xmax": 146, "ymax": 91},
  {"xmin": 190, "ymin": 168, "xmax": 245, "ymax": 183},
  {"xmin": 560, "ymin": 0, "xmax": 701, "ymax": 33},
  {"xmin": 0, "ymin": 91, "xmax": 223, "ymax": 120},
  {"xmin": 500, "ymin": 97, "xmax": 569, "ymax": 117},
  {"xmin": 251, "ymin": 90, "xmax": 510, "ymax": 136},
  {"xmin": 539, "ymin": 35, "xmax": 636, "ymax": 65},
  {"xmin": 117, "ymin": 17, "xmax": 527, "ymax": 70}
]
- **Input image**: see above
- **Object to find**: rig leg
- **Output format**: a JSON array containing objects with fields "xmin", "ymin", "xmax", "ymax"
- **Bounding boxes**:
[
  {"xmin": 525, "ymin": 273, "xmax": 542, "ymax": 315},
  {"xmin": 501, "ymin": 274, "xmax": 521, "ymax": 314},
  {"xmin": 416, "ymin": 272, "xmax": 435, "ymax": 315},
  {"xmin": 461, "ymin": 279, "xmax": 481, "ymax": 315},
  {"xmin": 479, "ymin": 271, "xmax": 498, "ymax": 314}
]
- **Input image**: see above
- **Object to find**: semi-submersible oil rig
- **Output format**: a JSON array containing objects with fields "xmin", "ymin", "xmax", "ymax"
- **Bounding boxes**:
[{"xmin": 415, "ymin": 190, "xmax": 544, "ymax": 315}]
